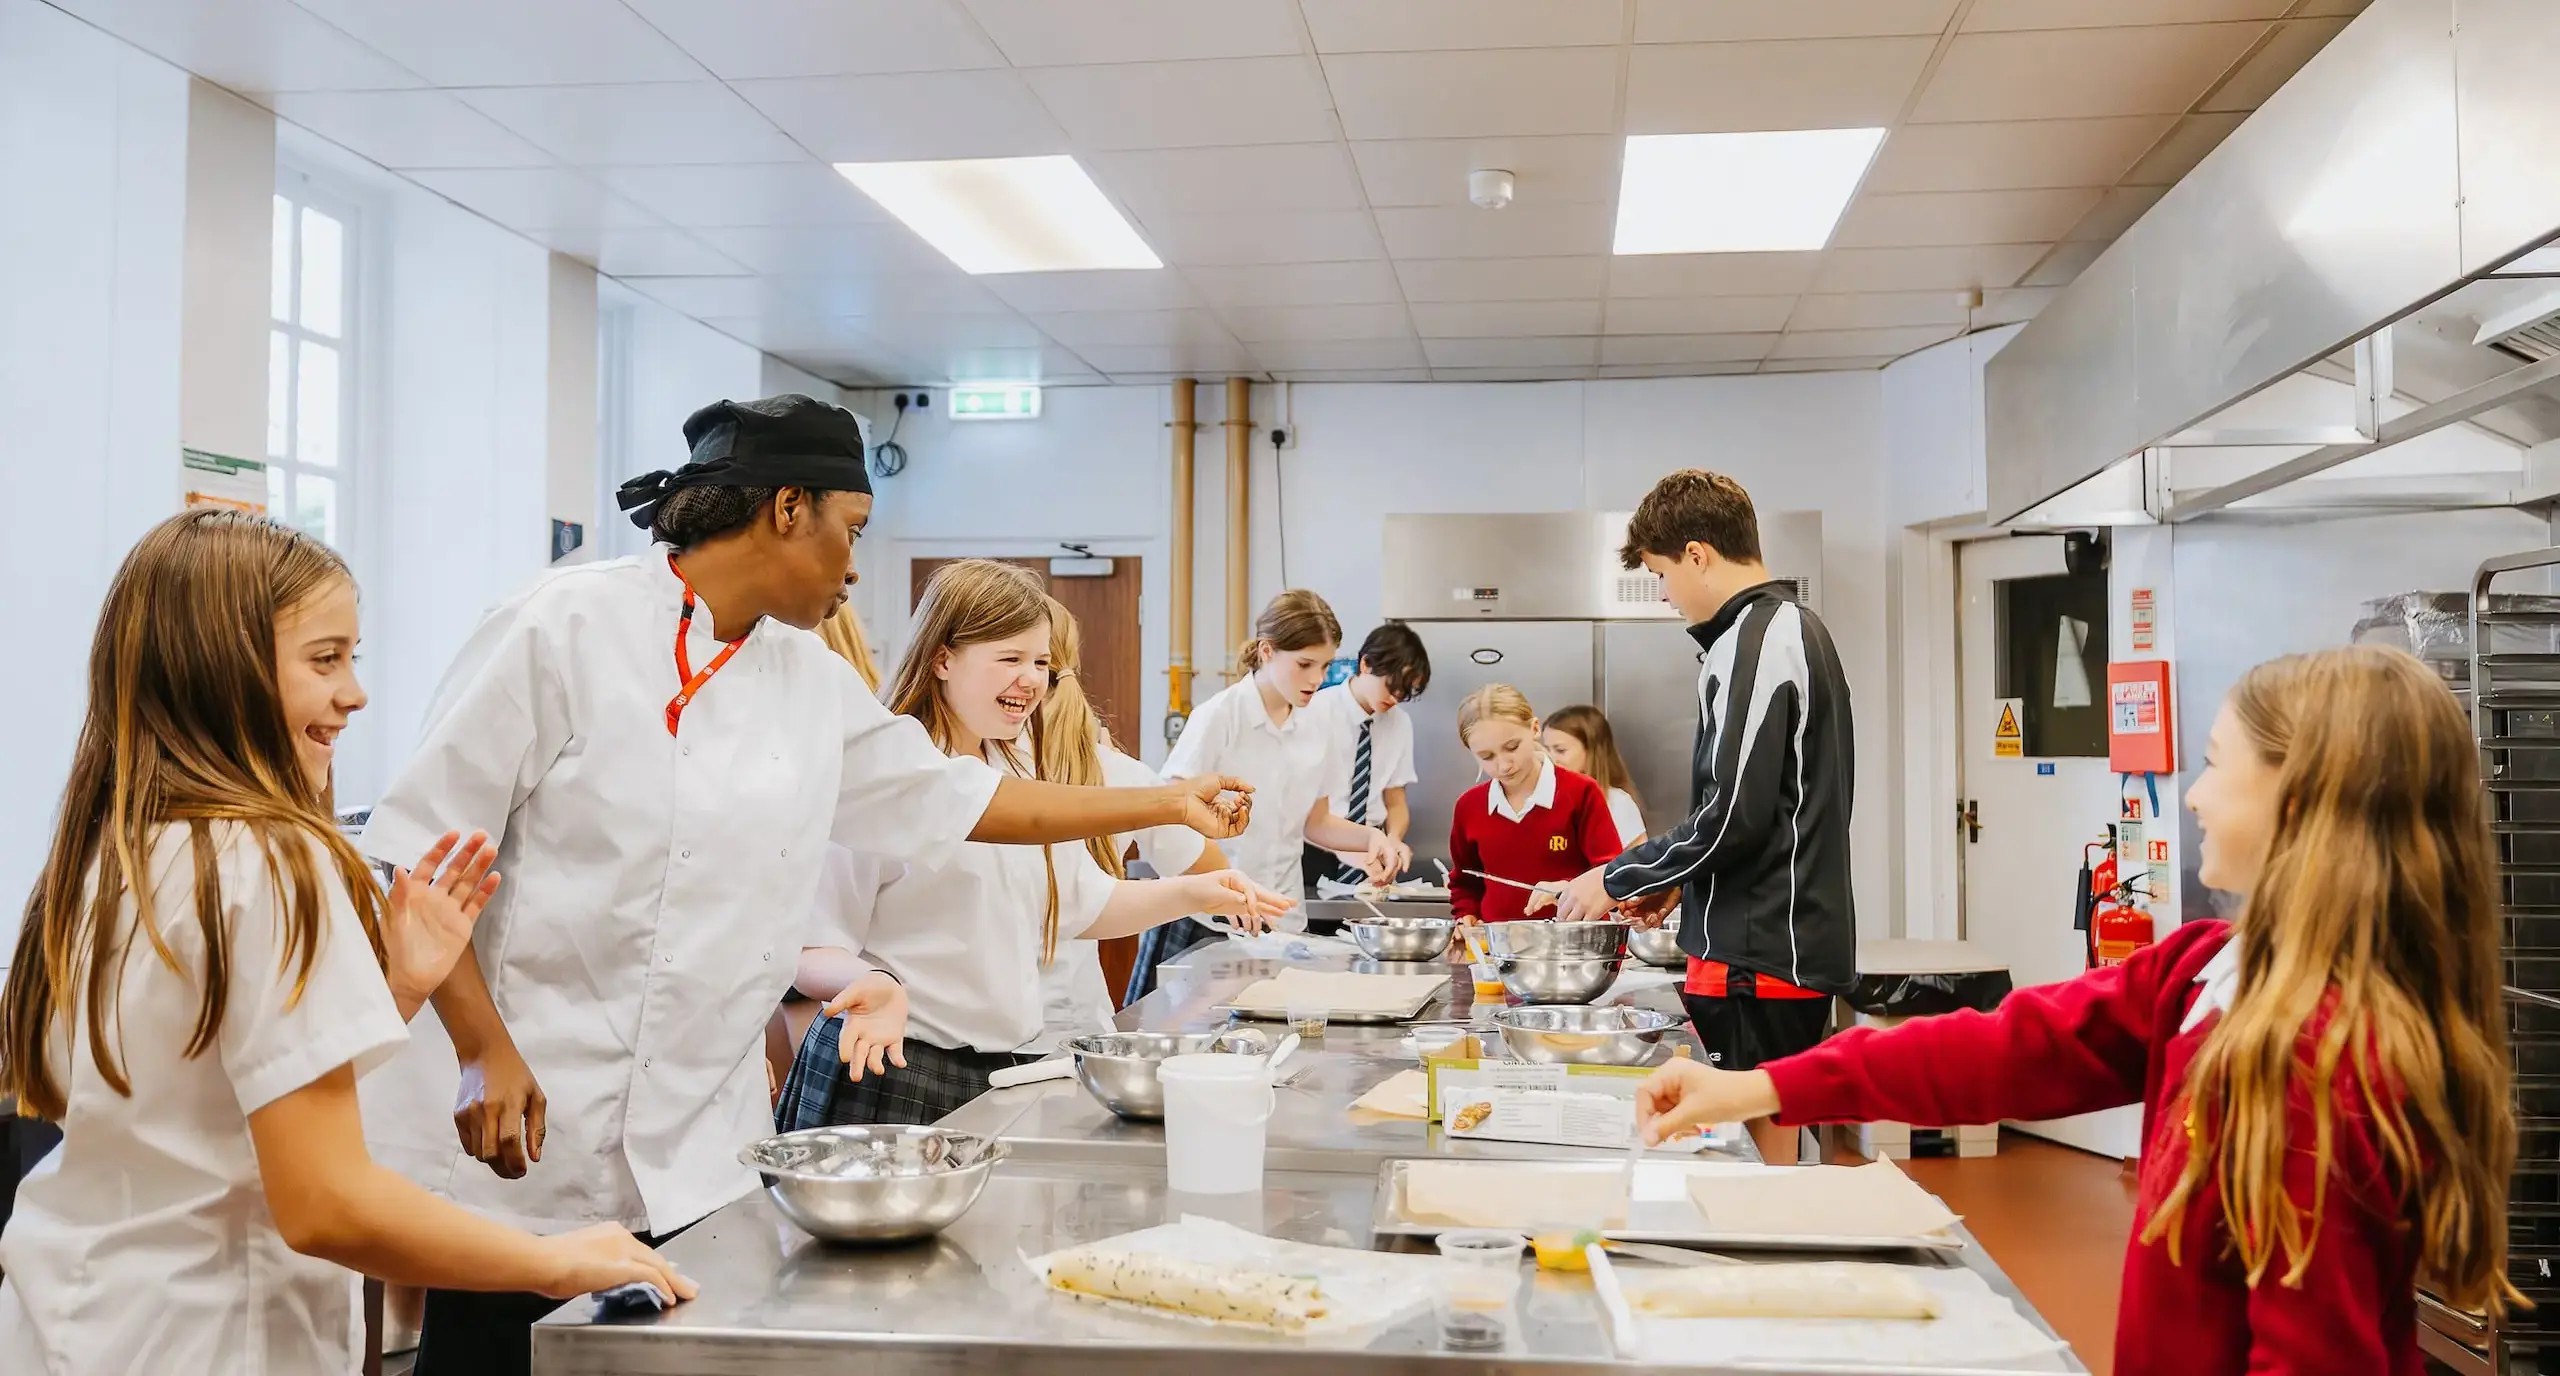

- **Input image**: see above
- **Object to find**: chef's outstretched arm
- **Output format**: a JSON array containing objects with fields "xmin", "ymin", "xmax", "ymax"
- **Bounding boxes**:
[{"xmin": 970, "ymin": 773, "xmax": 1253, "ymax": 845}]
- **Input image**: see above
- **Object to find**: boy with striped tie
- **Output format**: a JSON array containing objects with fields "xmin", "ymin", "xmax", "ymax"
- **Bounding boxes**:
[{"xmin": 1301, "ymin": 623, "xmax": 1431, "ymax": 893}]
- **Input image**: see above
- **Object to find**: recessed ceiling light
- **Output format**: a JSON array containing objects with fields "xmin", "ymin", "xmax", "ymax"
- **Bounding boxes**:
[
  {"xmin": 1612, "ymin": 129, "xmax": 1887, "ymax": 256},
  {"xmin": 833, "ymin": 155, "xmax": 1161, "ymax": 275}
]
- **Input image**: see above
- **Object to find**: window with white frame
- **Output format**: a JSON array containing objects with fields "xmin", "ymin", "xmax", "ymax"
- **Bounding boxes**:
[{"xmin": 268, "ymin": 177, "xmax": 357, "ymax": 549}]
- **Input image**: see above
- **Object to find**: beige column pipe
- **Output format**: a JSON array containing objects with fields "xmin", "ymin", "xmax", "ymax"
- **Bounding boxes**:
[
  {"xmin": 1223, "ymin": 377, "xmax": 1252, "ymax": 681},
  {"xmin": 1167, "ymin": 378, "xmax": 1197, "ymax": 717}
]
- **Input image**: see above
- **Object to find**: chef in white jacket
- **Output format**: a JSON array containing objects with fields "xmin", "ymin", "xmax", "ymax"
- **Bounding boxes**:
[{"xmin": 356, "ymin": 396, "xmax": 1252, "ymax": 1376}]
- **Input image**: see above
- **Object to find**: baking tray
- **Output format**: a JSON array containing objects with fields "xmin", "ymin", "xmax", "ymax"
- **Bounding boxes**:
[
  {"xmin": 1369, "ymin": 1158, "xmax": 1967, "ymax": 1254},
  {"xmin": 1217, "ymin": 991, "xmax": 1446, "ymax": 1025}
]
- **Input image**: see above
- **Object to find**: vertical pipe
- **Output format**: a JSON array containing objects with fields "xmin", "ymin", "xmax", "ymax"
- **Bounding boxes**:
[
  {"xmin": 1224, "ymin": 377, "xmax": 1253, "ymax": 679},
  {"xmin": 1168, "ymin": 379, "xmax": 1196, "ymax": 717}
]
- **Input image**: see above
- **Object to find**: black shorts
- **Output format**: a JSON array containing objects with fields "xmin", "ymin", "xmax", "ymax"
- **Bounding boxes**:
[{"xmin": 1679, "ymin": 990, "xmax": 1832, "ymax": 1073}]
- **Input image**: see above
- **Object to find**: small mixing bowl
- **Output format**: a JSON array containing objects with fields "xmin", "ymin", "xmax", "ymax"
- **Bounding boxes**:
[
  {"xmin": 1346, "ymin": 915, "xmax": 1456, "ymax": 961},
  {"xmin": 1626, "ymin": 925, "xmax": 1686, "ymax": 969},
  {"xmin": 1483, "ymin": 921, "xmax": 1630, "ymax": 962},
  {"xmin": 1493, "ymin": 954, "xmax": 1627, "ymax": 1005},
  {"xmin": 742, "ymin": 1125, "xmax": 1005, "ymax": 1244},
  {"xmin": 1494, "ymin": 1005, "xmax": 1678, "ymax": 1066},
  {"xmin": 1062, "ymin": 1029, "xmax": 1271, "ymax": 1120}
]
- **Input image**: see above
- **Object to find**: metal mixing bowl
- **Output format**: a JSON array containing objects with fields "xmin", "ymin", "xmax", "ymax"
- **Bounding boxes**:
[
  {"xmin": 1494, "ymin": 1005, "xmax": 1678, "ymax": 1065},
  {"xmin": 1626, "ymin": 925, "xmax": 1686, "ymax": 968},
  {"xmin": 742, "ymin": 1125, "xmax": 1005, "ymax": 1244},
  {"xmin": 1062, "ymin": 1029, "xmax": 1271, "ymax": 1120},
  {"xmin": 1493, "ymin": 953, "xmax": 1627, "ymax": 1004},
  {"xmin": 1345, "ymin": 915, "xmax": 1456, "ymax": 961},
  {"xmin": 1483, "ymin": 921, "xmax": 1630, "ymax": 962}
]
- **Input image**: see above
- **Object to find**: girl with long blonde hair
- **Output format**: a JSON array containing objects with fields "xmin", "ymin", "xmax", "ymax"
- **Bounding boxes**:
[
  {"xmin": 776, "ymin": 560, "xmax": 1290, "ymax": 1127},
  {"xmin": 0, "ymin": 511, "xmax": 686, "ymax": 1375},
  {"xmin": 1635, "ymin": 645, "xmax": 2517, "ymax": 1375}
]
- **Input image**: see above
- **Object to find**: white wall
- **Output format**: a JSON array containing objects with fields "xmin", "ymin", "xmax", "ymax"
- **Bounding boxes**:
[
  {"xmin": 546, "ymin": 254, "xmax": 600, "ymax": 564},
  {"xmin": 594, "ymin": 284, "xmax": 766, "ymax": 563},
  {"xmin": 179, "ymin": 79, "xmax": 273, "ymax": 466},
  {"xmin": 0, "ymin": 0, "xmax": 188, "ymax": 947}
]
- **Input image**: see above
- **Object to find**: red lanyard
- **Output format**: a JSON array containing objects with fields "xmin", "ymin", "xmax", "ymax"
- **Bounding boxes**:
[{"xmin": 665, "ymin": 556, "xmax": 744, "ymax": 737}]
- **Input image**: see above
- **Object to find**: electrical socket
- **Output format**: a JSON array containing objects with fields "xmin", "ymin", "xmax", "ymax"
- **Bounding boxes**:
[{"xmin": 1267, "ymin": 425, "xmax": 1293, "ymax": 449}]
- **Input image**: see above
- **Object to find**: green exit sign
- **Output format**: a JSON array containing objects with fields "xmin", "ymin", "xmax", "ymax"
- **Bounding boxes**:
[{"xmin": 948, "ymin": 384, "xmax": 1042, "ymax": 420}]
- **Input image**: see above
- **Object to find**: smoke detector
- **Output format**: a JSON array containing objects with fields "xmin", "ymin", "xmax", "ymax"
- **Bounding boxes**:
[{"xmin": 1468, "ymin": 169, "xmax": 1515, "ymax": 211}]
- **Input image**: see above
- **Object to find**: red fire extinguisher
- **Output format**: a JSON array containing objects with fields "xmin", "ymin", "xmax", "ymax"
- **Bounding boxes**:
[{"xmin": 2076, "ymin": 834, "xmax": 2155, "ymax": 969}]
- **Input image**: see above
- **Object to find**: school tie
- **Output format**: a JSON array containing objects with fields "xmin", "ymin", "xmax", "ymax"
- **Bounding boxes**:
[{"xmin": 1333, "ymin": 717, "xmax": 1374, "ymax": 885}]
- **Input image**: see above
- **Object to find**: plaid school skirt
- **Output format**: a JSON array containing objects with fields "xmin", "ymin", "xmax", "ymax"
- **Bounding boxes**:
[{"xmin": 773, "ymin": 1013, "xmax": 1038, "ymax": 1131}]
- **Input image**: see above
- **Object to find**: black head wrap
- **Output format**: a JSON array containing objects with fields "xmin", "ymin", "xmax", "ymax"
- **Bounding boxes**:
[{"xmin": 615, "ymin": 393, "xmax": 873, "ymax": 530}]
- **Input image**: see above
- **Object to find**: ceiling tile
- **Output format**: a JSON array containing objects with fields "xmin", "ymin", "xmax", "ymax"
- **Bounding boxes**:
[
  {"xmin": 1862, "ymin": 116, "xmax": 2178, "ymax": 193},
  {"xmin": 1374, "ymin": 203, "xmax": 1615, "ymax": 260},
  {"xmin": 631, "ymin": 273, "xmax": 1012, "ymax": 319},
  {"xmin": 1218, "ymin": 303, "xmax": 1416, "ymax": 343},
  {"xmin": 1351, "ymin": 136, "xmax": 1621, "ymax": 209},
  {"xmin": 1430, "ymin": 365, "xmax": 1600, "ymax": 381},
  {"xmin": 1399, "ymin": 256, "xmax": 1610, "ymax": 301},
  {"xmin": 693, "ymin": 224, "xmax": 950, "ymax": 277},
  {"xmin": 1025, "ymin": 308, "xmax": 1242, "ymax": 349},
  {"xmin": 1421, "ymin": 336, "xmax": 1600, "ymax": 367},
  {"xmin": 960, "ymin": 0, "xmax": 1303, "ymax": 66},
  {"xmin": 406, "ymin": 168, "xmax": 668, "ymax": 231},
  {"xmin": 594, "ymin": 163, "xmax": 890, "ymax": 229},
  {"xmin": 1830, "ymin": 188, "xmax": 2105, "ymax": 249},
  {"xmin": 1268, "ymin": 368, "xmax": 1436, "ymax": 382},
  {"xmin": 1144, "ymin": 211, "xmax": 1385, "ymax": 266},
  {"xmin": 456, "ymin": 84, "xmax": 805, "ymax": 166},
  {"xmin": 543, "ymin": 227, "xmax": 750, "ymax": 277},
  {"xmin": 1088, "ymin": 144, "xmax": 1367, "ymax": 221},
  {"xmin": 984, "ymin": 270, "xmax": 1205, "ymax": 313},
  {"xmin": 1026, "ymin": 58, "xmax": 1337, "ymax": 150},
  {"xmin": 847, "ymin": 313, "xmax": 1051, "ymax": 353},
  {"xmin": 1771, "ymin": 324, "xmax": 1959, "ymax": 358},
  {"xmin": 929, "ymin": 341, "xmax": 1106, "ymax": 382},
  {"xmin": 1249, "ymin": 339, "xmax": 1431, "ymax": 371},
  {"xmin": 1786, "ymin": 291, "xmax": 1971, "ymax": 331},
  {"xmin": 2199, "ymin": 17, "xmax": 2354, "ymax": 112},
  {"xmin": 1607, "ymin": 252, "xmax": 1820, "ymax": 297},
  {"xmin": 266, "ymin": 91, "xmax": 551, "ymax": 169},
  {"xmin": 1408, "ymin": 300, "xmax": 1604, "ymax": 336},
  {"xmin": 1962, "ymin": 0, "xmax": 2294, "ymax": 28},
  {"xmin": 1185, "ymin": 261, "xmax": 1406, "ymax": 306},
  {"xmin": 291, "ymin": 0, "xmax": 699, "ymax": 85},
  {"xmin": 1604, "ymin": 295, "xmax": 1798, "ymax": 334},
  {"xmin": 1304, "ymin": 0, "xmax": 1625, "ymax": 51},
  {"xmin": 619, "ymin": 0, "xmax": 1002, "ymax": 80},
  {"xmin": 1601, "ymin": 333, "xmax": 1779, "ymax": 365},
  {"xmin": 1323, "ymin": 49, "xmax": 1622, "ymax": 140},
  {"xmin": 1078, "ymin": 343, "xmax": 1264, "ymax": 374},
  {"xmin": 2119, "ymin": 111, "xmax": 2246, "ymax": 186},
  {"xmin": 1976, "ymin": 285, "xmax": 2063, "ymax": 326},
  {"xmin": 1811, "ymin": 244, "xmax": 2048, "ymax": 292},
  {"xmin": 46, "ymin": 0, "xmax": 425, "ymax": 93},
  {"xmin": 2066, "ymin": 185, "xmax": 2168, "ymax": 242},
  {"xmin": 1626, "ymin": 37, "xmax": 1935, "ymax": 133},
  {"xmin": 701, "ymin": 314, "xmax": 880, "ymax": 351},
  {"xmin": 1762, "ymin": 354, "xmax": 1898, "ymax": 371},
  {"xmin": 734, "ymin": 72, "xmax": 1068, "ymax": 161},
  {"xmin": 2020, "ymin": 240, "xmax": 2108, "ymax": 287},
  {"xmin": 1634, "ymin": 0, "xmax": 1957, "ymax": 42},
  {"xmin": 1597, "ymin": 360, "xmax": 1762, "ymax": 377},
  {"xmin": 1911, "ymin": 23, "xmax": 2271, "ymax": 123}
]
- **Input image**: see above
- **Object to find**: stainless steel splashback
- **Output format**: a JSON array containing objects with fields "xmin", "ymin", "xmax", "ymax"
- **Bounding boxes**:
[{"xmin": 1379, "ymin": 511, "xmax": 1822, "ymax": 622}]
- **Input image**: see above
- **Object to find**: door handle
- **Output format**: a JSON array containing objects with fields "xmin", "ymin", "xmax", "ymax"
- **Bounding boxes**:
[{"xmin": 1960, "ymin": 799, "xmax": 1981, "ymax": 844}]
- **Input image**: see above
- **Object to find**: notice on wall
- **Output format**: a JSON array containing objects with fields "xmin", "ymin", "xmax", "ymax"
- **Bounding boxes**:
[
  {"xmin": 2130, "ymin": 587, "xmax": 2156, "ymax": 652},
  {"xmin": 1992, "ymin": 698, "xmax": 2024, "ymax": 758},
  {"xmin": 2111, "ymin": 677, "xmax": 2162, "ymax": 735},
  {"xmin": 182, "ymin": 448, "xmax": 266, "ymax": 513}
]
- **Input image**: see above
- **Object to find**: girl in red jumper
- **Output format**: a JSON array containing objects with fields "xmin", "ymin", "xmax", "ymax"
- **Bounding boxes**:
[
  {"xmin": 1636, "ymin": 646, "xmax": 2517, "ymax": 1376},
  {"xmin": 1448, "ymin": 685, "xmax": 1624, "ymax": 924}
]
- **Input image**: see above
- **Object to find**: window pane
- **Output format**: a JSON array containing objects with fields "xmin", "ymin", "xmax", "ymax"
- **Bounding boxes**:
[
  {"xmin": 298, "ymin": 341, "xmax": 340, "ymax": 468},
  {"xmin": 295, "ymin": 473, "xmax": 336, "ymax": 546},
  {"xmin": 300, "ymin": 207, "xmax": 343, "ymax": 337},
  {"xmin": 266, "ymin": 463, "xmax": 288, "ymax": 516},
  {"xmin": 268, "ymin": 331, "xmax": 291, "ymax": 459},
  {"xmin": 271, "ymin": 195, "xmax": 293, "ymax": 322}
]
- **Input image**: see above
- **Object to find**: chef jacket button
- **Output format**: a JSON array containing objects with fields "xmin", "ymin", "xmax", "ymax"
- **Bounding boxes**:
[
  {"xmin": 680, "ymin": 848, "xmax": 692, "ymax": 859},
  {"xmin": 780, "ymin": 847, "xmax": 789, "ymax": 858},
  {"xmin": 682, "ymin": 745, "xmax": 691, "ymax": 757}
]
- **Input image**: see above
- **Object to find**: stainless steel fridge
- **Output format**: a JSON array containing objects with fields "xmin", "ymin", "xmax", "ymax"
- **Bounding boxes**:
[{"xmin": 1378, "ymin": 510, "xmax": 1823, "ymax": 871}]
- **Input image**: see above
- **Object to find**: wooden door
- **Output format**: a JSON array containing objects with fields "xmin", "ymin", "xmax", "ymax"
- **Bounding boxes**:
[{"xmin": 909, "ymin": 556, "xmax": 1147, "ymax": 1003}]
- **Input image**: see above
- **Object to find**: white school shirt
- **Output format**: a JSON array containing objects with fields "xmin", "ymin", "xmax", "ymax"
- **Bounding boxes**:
[
  {"xmin": 1162, "ymin": 678, "xmax": 1344, "ymax": 905},
  {"xmin": 1603, "ymin": 787, "xmax": 1646, "ymax": 846},
  {"xmin": 1033, "ymin": 747, "xmax": 1209, "ymax": 1048},
  {"xmin": 1305, "ymin": 683, "xmax": 1418, "ymax": 827},
  {"xmin": 0, "ymin": 825, "xmax": 408, "ymax": 1376},
  {"xmin": 356, "ymin": 551, "xmax": 1000, "ymax": 1235}
]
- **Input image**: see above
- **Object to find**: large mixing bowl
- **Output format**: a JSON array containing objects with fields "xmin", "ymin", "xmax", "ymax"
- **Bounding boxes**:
[
  {"xmin": 743, "ymin": 1125, "xmax": 1005, "ymax": 1244},
  {"xmin": 1494, "ymin": 1005, "xmax": 1678, "ymax": 1066},
  {"xmin": 1062, "ymin": 1029, "xmax": 1270, "ymax": 1120},
  {"xmin": 1483, "ymin": 921, "xmax": 1630, "ymax": 962},
  {"xmin": 1345, "ymin": 915, "xmax": 1455, "ymax": 961},
  {"xmin": 1626, "ymin": 925, "xmax": 1686, "ymax": 969},
  {"xmin": 1494, "ymin": 953, "xmax": 1627, "ymax": 1005}
]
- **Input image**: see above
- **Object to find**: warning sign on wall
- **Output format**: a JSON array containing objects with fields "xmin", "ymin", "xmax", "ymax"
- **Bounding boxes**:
[
  {"xmin": 2129, "ymin": 587, "xmax": 2156, "ymax": 652},
  {"xmin": 2112, "ymin": 677, "xmax": 2163, "ymax": 735},
  {"xmin": 1992, "ymin": 698, "xmax": 2024, "ymax": 758}
]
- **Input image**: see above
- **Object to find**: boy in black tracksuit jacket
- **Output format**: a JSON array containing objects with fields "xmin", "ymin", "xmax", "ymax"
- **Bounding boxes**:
[{"xmin": 1558, "ymin": 470, "xmax": 1855, "ymax": 1162}]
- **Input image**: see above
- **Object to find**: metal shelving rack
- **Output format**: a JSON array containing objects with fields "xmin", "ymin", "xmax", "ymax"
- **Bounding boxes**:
[{"xmin": 2451, "ymin": 547, "xmax": 2560, "ymax": 1376}]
